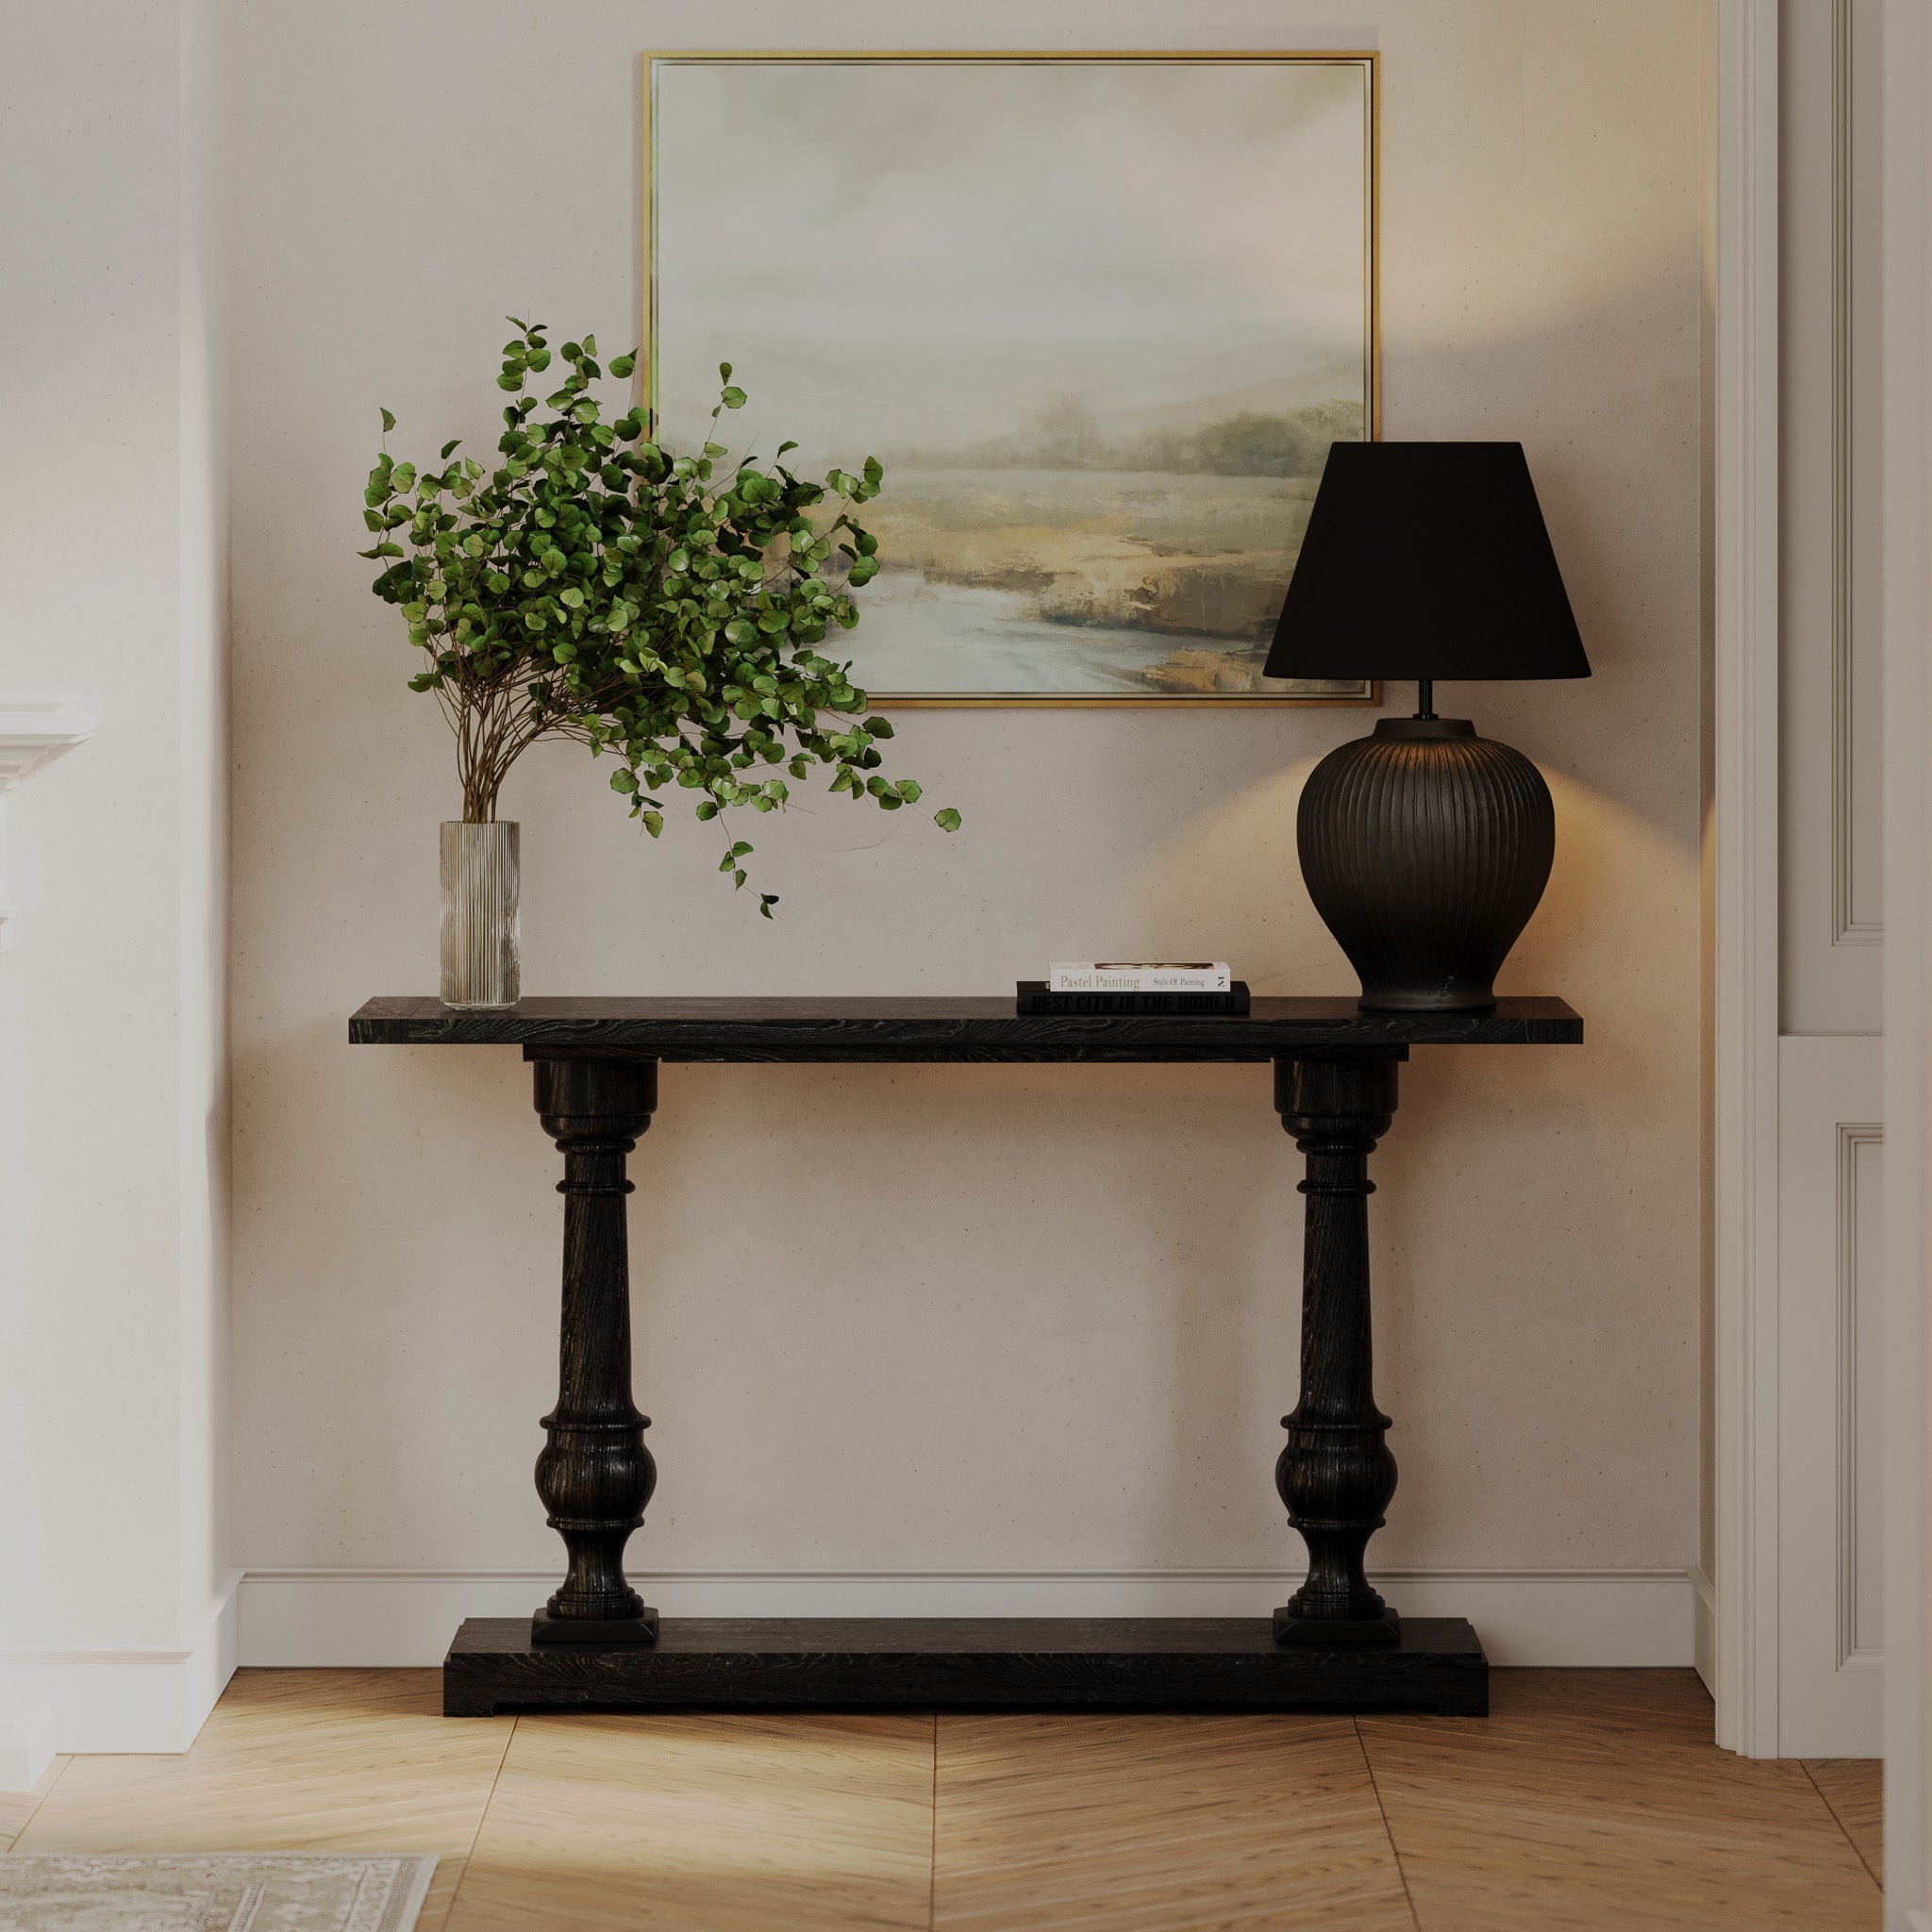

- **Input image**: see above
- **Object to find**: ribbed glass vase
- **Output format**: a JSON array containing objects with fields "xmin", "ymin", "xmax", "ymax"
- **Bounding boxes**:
[{"xmin": 440, "ymin": 821, "xmax": 520, "ymax": 1009}]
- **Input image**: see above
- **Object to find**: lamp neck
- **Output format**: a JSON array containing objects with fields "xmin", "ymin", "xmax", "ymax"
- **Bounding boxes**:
[{"xmin": 1413, "ymin": 679, "xmax": 1436, "ymax": 720}]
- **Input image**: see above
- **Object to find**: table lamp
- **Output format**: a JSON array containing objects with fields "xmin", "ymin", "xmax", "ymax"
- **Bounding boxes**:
[{"xmin": 1264, "ymin": 441, "xmax": 1591, "ymax": 1012}]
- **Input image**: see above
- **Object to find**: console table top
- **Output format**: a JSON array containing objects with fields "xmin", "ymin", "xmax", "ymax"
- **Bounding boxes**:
[{"xmin": 349, "ymin": 994, "xmax": 1582, "ymax": 1062}]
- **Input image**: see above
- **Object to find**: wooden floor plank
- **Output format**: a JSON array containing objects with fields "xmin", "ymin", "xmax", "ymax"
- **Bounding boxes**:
[
  {"xmin": 932, "ymin": 1711, "xmax": 1414, "ymax": 1932},
  {"xmin": 10, "ymin": 1669, "xmax": 512, "ymax": 1931},
  {"xmin": 0, "ymin": 1669, "xmax": 1889, "ymax": 1931},
  {"xmin": 1806, "ymin": 1759, "xmax": 1883, "ymax": 1887},
  {"xmin": 444, "ymin": 1710, "xmax": 935, "ymax": 1932},
  {"xmin": 0, "ymin": 1757, "xmax": 71, "ymax": 1854},
  {"xmin": 1359, "ymin": 1669, "xmax": 1880, "ymax": 1931}
]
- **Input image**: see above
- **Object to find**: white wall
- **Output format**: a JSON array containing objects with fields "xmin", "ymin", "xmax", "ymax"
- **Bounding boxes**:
[
  {"xmin": 0, "ymin": 0, "xmax": 233, "ymax": 1751},
  {"xmin": 223, "ymin": 0, "xmax": 1706, "ymax": 1657}
]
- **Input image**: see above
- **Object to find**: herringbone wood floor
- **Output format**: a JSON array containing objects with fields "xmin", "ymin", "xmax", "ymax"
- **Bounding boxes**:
[{"xmin": 2, "ymin": 1669, "xmax": 1882, "ymax": 1930}]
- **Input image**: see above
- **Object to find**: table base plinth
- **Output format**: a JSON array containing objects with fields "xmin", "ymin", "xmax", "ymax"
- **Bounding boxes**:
[
  {"xmin": 530, "ymin": 1608, "xmax": 659, "ymax": 1646},
  {"xmin": 443, "ymin": 1615, "xmax": 1487, "ymax": 1717},
  {"xmin": 1273, "ymin": 1605, "xmax": 1401, "ymax": 1645}
]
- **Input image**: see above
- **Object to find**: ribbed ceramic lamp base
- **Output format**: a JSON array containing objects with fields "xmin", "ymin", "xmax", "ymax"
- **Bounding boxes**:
[
  {"xmin": 1296, "ymin": 719, "xmax": 1554, "ymax": 1013},
  {"xmin": 440, "ymin": 820, "xmax": 521, "ymax": 1010}
]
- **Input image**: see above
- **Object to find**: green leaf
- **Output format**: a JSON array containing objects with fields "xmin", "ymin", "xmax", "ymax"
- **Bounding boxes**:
[
  {"xmin": 358, "ymin": 326, "xmax": 934, "ymax": 914},
  {"xmin": 934, "ymin": 808, "xmax": 962, "ymax": 832},
  {"xmin": 379, "ymin": 408, "xmax": 395, "ymax": 432}
]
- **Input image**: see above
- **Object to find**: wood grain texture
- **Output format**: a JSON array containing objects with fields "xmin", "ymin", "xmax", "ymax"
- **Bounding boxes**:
[
  {"xmin": 0, "ymin": 1669, "xmax": 1890, "ymax": 1930},
  {"xmin": 529, "ymin": 1056, "xmax": 658, "ymax": 1633},
  {"xmin": 10, "ymin": 1670, "xmax": 512, "ymax": 1932},
  {"xmin": 1805, "ymin": 1757, "xmax": 1883, "ymax": 1885},
  {"xmin": 442, "ymin": 1615, "xmax": 1486, "ymax": 1717},
  {"xmin": 347, "ymin": 993, "xmax": 1583, "ymax": 1059},
  {"xmin": 0, "ymin": 1757, "xmax": 69, "ymax": 1854},
  {"xmin": 931, "ymin": 1711, "xmax": 1414, "ymax": 1931},
  {"xmin": 444, "ymin": 1710, "xmax": 934, "ymax": 1932},
  {"xmin": 1274, "ymin": 1058, "xmax": 1401, "ymax": 1633},
  {"xmin": 1358, "ymin": 1670, "xmax": 1881, "ymax": 1929}
]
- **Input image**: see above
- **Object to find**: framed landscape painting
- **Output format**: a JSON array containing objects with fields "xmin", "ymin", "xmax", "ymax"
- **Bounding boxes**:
[{"xmin": 646, "ymin": 53, "xmax": 1377, "ymax": 705}]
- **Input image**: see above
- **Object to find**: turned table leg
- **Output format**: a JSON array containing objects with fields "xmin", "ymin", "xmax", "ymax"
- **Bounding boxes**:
[
  {"xmin": 527, "ymin": 1054, "xmax": 659, "ymax": 1645},
  {"xmin": 1273, "ymin": 1053, "xmax": 1404, "ymax": 1646}
]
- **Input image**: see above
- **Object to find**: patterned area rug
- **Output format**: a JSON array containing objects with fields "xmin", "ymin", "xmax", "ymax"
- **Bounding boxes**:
[{"xmin": 0, "ymin": 1855, "xmax": 437, "ymax": 1930}]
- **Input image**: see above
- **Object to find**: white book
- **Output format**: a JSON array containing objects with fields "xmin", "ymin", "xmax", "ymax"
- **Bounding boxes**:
[{"xmin": 1048, "ymin": 961, "xmax": 1233, "ymax": 993}]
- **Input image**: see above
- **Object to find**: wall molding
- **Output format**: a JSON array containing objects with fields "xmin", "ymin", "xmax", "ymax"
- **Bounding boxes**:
[
  {"xmin": 1829, "ymin": 0, "xmax": 1880, "ymax": 947},
  {"xmin": 1837, "ymin": 1120, "xmax": 1884, "ymax": 1667},
  {"xmin": 1690, "ymin": 1561, "xmax": 1717, "ymax": 1695},
  {"xmin": 1710, "ymin": 0, "xmax": 1782, "ymax": 1759},
  {"xmin": 238, "ymin": 1567, "xmax": 1696, "ymax": 1672},
  {"xmin": 0, "ymin": 691, "xmax": 97, "ymax": 952},
  {"xmin": 1877, "ymin": 0, "xmax": 1930, "ymax": 1909},
  {"xmin": 0, "ymin": 1571, "xmax": 239, "ymax": 1764}
]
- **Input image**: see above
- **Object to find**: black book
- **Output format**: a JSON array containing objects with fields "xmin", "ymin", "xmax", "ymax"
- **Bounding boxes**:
[{"xmin": 1016, "ymin": 980, "xmax": 1251, "ymax": 1016}]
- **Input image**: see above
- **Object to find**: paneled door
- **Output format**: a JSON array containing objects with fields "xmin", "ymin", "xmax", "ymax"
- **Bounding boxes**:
[
  {"xmin": 1771, "ymin": 0, "xmax": 1884, "ymax": 1757},
  {"xmin": 1776, "ymin": 1038, "xmax": 1883, "ymax": 1753}
]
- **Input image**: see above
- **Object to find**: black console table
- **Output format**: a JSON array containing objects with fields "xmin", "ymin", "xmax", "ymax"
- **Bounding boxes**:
[{"xmin": 350, "ymin": 994, "xmax": 1581, "ymax": 1718}]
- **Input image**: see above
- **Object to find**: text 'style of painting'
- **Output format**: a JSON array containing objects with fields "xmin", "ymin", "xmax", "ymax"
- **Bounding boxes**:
[{"xmin": 648, "ymin": 55, "xmax": 1377, "ymax": 704}]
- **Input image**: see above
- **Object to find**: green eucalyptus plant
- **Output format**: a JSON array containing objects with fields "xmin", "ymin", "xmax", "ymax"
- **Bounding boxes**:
[{"xmin": 359, "ymin": 318, "xmax": 958, "ymax": 916}]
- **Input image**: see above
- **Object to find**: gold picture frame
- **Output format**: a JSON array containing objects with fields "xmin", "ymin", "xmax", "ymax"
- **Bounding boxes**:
[{"xmin": 643, "ymin": 52, "xmax": 1380, "ymax": 708}]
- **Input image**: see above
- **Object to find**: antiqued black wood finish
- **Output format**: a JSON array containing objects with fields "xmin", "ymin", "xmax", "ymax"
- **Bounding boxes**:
[
  {"xmin": 350, "ymin": 991, "xmax": 1581, "ymax": 1713},
  {"xmin": 442, "ymin": 1614, "xmax": 1488, "ymax": 1717},
  {"xmin": 350, "ymin": 993, "xmax": 1581, "ymax": 1061},
  {"xmin": 1274, "ymin": 1056, "xmax": 1402, "ymax": 1644},
  {"xmin": 530, "ymin": 1057, "xmax": 659, "ymax": 1643}
]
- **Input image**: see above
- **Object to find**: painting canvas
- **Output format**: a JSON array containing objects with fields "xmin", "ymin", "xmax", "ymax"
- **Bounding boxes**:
[{"xmin": 648, "ymin": 55, "xmax": 1376, "ymax": 704}]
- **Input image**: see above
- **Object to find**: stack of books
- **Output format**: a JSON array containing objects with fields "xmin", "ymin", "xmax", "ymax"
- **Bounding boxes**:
[{"xmin": 1017, "ymin": 962, "xmax": 1250, "ymax": 1016}]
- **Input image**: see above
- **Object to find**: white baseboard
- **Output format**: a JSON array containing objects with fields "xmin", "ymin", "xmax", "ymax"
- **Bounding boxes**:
[
  {"xmin": 239, "ymin": 1567, "xmax": 1695, "ymax": 1670},
  {"xmin": 1690, "ymin": 1562, "xmax": 1717, "ymax": 1695},
  {"xmin": 0, "ymin": 1571, "xmax": 241, "ymax": 1758},
  {"xmin": 0, "ymin": 1698, "xmax": 55, "ymax": 1792}
]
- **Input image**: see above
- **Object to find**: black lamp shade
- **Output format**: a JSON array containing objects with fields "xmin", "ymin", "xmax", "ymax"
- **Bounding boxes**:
[{"xmin": 1264, "ymin": 441, "xmax": 1590, "ymax": 683}]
